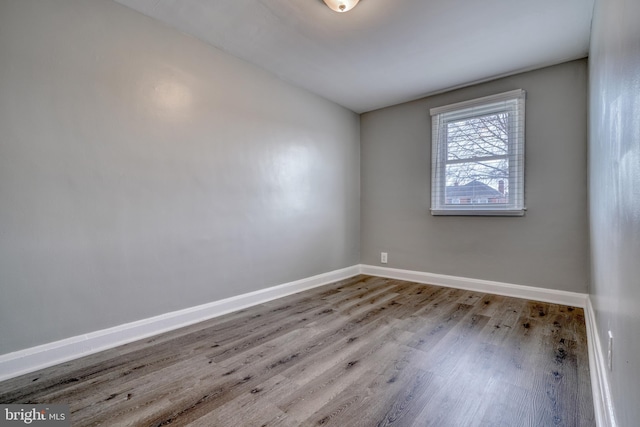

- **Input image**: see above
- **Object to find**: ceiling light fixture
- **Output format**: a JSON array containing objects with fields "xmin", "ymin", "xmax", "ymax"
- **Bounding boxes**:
[{"xmin": 323, "ymin": 0, "xmax": 360, "ymax": 13}]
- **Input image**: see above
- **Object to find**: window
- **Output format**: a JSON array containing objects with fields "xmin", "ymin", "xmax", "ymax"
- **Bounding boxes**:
[{"xmin": 430, "ymin": 89, "xmax": 526, "ymax": 216}]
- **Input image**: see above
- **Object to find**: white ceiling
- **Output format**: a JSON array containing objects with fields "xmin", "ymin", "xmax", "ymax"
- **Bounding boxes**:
[{"xmin": 114, "ymin": 0, "xmax": 594, "ymax": 113}]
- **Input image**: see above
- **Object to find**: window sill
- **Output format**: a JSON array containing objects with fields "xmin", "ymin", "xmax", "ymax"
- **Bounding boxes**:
[{"xmin": 430, "ymin": 208, "xmax": 526, "ymax": 217}]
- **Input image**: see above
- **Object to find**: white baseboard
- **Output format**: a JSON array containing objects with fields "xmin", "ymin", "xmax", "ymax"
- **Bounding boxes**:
[
  {"xmin": 360, "ymin": 265, "xmax": 618, "ymax": 425},
  {"xmin": 0, "ymin": 265, "xmax": 360, "ymax": 382},
  {"xmin": 1, "ymin": 262, "xmax": 610, "ymax": 426},
  {"xmin": 585, "ymin": 297, "xmax": 617, "ymax": 427},
  {"xmin": 360, "ymin": 265, "xmax": 588, "ymax": 308}
]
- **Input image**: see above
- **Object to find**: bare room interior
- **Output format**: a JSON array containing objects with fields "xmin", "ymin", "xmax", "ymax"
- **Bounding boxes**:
[{"xmin": 0, "ymin": 0, "xmax": 638, "ymax": 426}]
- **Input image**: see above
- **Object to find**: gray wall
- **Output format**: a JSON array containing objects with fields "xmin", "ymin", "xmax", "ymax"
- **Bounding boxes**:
[
  {"xmin": 361, "ymin": 60, "xmax": 589, "ymax": 293},
  {"xmin": 589, "ymin": 0, "xmax": 640, "ymax": 424},
  {"xmin": 0, "ymin": 0, "xmax": 360, "ymax": 355}
]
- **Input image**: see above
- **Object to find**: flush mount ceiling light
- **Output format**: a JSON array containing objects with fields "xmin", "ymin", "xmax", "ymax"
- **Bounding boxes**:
[{"xmin": 323, "ymin": 0, "xmax": 360, "ymax": 13}]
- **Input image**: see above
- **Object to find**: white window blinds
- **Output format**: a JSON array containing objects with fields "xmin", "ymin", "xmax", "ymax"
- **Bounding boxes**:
[{"xmin": 430, "ymin": 89, "xmax": 526, "ymax": 216}]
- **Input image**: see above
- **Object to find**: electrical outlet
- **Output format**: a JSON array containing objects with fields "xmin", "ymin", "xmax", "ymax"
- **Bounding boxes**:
[
  {"xmin": 607, "ymin": 331, "xmax": 613, "ymax": 371},
  {"xmin": 381, "ymin": 252, "xmax": 388, "ymax": 264}
]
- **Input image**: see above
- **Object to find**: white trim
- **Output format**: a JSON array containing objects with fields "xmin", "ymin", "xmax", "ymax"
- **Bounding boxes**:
[
  {"xmin": 585, "ymin": 297, "xmax": 617, "ymax": 427},
  {"xmin": 430, "ymin": 89, "xmax": 526, "ymax": 116},
  {"xmin": 0, "ymin": 265, "xmax": 360, "ymax": 382},
  {"xmin": 359, "ymin": 265, "xmax": 588, "ymax": 308},
  {"xmin": 430, "ymin": 208, "xmax": 525, "ymax": 216},
  {"xmin": 359, "ymin": 265, "xmax": 616, "ymax": 424},
  {"xmin": 0, "ymin": 262, "xmax": 613, "ymax": 427},
  {"xmin": 430, "ymin": 89, "xmax": 526, "ymax": 216}
]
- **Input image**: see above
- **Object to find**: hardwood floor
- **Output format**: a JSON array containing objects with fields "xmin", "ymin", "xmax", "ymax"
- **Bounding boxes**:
[{"xmin": 0, "ymin": 275, "xmax": 595, "ymax": 426}]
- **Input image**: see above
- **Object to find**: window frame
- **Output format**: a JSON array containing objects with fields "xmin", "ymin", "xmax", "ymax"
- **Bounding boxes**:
[{"xmin": 430, "ymin": 89, "xmax": 526, "ymax": 216}]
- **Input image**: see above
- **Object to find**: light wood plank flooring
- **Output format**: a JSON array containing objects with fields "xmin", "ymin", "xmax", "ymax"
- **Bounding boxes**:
[{"xmin": 0, "ymin": 275, "xmax": 595, "ymax": 426}]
